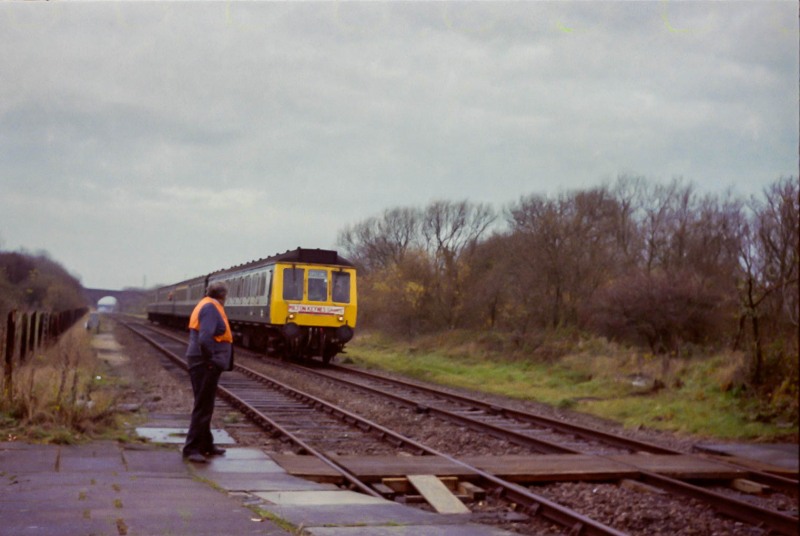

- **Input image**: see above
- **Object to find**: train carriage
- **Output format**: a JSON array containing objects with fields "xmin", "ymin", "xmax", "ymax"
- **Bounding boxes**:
[{"xmin": 147, "ymin": 248, "xmax": 357, "ymax": 363}]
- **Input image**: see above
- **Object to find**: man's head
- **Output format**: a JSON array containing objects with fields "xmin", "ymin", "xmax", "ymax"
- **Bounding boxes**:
[{"xmin": 206, "ymin": 281, "xmax": 228, "ymax": 303}]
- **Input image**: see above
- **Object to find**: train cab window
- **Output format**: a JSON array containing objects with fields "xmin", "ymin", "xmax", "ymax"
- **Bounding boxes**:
[
  {"xmin": 283, "ymin": 268, "xmax": 304, "ymax": 300},
  {"xmin": 308, "ymin": 270, "xmax": 328, "ymax": 302},
  {"xmin": 332, "ymin": 272, "xmax": 351, "ymax": 303}
]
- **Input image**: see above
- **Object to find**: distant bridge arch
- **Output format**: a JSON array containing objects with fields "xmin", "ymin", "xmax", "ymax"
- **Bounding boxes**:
[{"xmin": 83, "ymin": 288, "xmax": 149, "ymax": 313}]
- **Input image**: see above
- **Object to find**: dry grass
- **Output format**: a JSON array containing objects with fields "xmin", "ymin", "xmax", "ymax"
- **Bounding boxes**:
[
  {"xmin": 0, "ymin": 322, "xmax": 125, "ymax": 443},
  {"xmin": 348, "ymin": 330, "xmax": 797, "ymax": 441}
]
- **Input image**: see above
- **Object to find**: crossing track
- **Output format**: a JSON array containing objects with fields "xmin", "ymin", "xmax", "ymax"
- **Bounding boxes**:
[
  {"xmin": 119, "ymin": 317, "xmax": 631, "ymax": 536},
  {"xmin": 286, "ymin": 361, "xmax": 799, "ymax": 536},
  {"xmin": 119, "ymin": 317, "xmax": 798, "ymax": 536},
  {"xmin": 317, "ymin": 362, "xmax": 798, "ymax": 490}
]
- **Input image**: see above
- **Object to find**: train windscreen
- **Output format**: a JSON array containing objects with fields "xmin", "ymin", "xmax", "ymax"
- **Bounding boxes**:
[
  {"xmin": 332, "ymin": 272, "xmax": 350, "ymax": 303},
  {"xmin": 308, "ymin": 270, "xmax": 328, "ymax": 302},
  {"xmin": 283, "ymin": 268, "xmax": 304, "ymax": 300}
]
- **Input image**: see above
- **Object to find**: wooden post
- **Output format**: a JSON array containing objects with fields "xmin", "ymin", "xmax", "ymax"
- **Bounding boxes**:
[
  {"xmin": 19, "ymin": 313, "xmax": 28, "ymax": 362},
  {"xmin": 35, "ymin": 312, "xmax": 44, "ymax": 352},
  {"xmin": 28, "ymin": 312, "xmax": 38, "ymax": 355},
  {"xmin": 4, "ymin": 310, "xmax": 16, "ymax": 403}
]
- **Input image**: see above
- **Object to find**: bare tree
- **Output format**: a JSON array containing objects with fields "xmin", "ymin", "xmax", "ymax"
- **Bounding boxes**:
[
  {"xmin": 735, "ymin": 177, "xmax": 799, "ymax": 383},
  {"xmin": 337, "ymin": 207, "xmax": 422, "ymax": 273},
  {"xmin": 458, "ymin": 233, "xmax": 515, "ymax": 331},
  {"xmin": 421, "ymin": 200, "xmax": 496, "ymax": 329},
  {"xmin": 758, "ymin": 177, "xmax": 799, "ymax": 328},
  {"xmin": 609, "ymin": 175, "xmax": 647, "ymax": 271},
  {"xmin": 507, "ymin": 187, "xmax": 619, "ymax": 329}
]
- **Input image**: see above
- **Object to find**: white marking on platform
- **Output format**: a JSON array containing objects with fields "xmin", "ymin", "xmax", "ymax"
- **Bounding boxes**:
[
  {"xmin": 135, "ymin": 427, "xmax": 236, "ymax": 445},
  {"xmin": 254, "ymin": 490, "xmax": 389, "ymax": 506}
]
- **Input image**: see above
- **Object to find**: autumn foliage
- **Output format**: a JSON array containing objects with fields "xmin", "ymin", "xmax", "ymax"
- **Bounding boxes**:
[{"xmin": 338, "ymin": 177, "xmax": 798, "ymax": 407}]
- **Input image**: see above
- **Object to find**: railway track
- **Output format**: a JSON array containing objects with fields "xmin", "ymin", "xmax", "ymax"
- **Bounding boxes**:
[
  {"xmin": 308, "ymin": 361, "xmax": 798, "ymax": 489},
  {"xmin": 119, "ymin": 318, "xmax": 798, "ymax": 536},
  {"xmin": 121, "ymin": 318, "xmax": 630, "ymax": 536},
  {"xmin": 253, "ymin": 355, "xmax": 799, "ymax": 536}
]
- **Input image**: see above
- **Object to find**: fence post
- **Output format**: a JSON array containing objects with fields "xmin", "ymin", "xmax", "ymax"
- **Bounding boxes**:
[
  {"xmin": 4, "ymin": 310, "xmax": 16, "ymax": 404},
  {"xmin": 33, "ymin": 312, "xmax": 42, "ymax": 352},
  {"xmin": 42, "ymin": 312, "xmax": 50, "ymax": 346},
  {"xmin": 19, "ymin": 313, "xmax": 29, "ymax": 362},
  {"xmin": 28, "ymin": 312, "xmax": 38, "ymax": 355}
]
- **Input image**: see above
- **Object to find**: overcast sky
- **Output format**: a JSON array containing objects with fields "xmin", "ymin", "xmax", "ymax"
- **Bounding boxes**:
[{"xmin": 1, "ymin": 1, "xmax": 797, "ymax": 290}]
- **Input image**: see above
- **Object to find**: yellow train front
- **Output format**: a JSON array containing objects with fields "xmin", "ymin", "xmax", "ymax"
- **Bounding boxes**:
[{"xmin": 148, "ymin": 248, "xmax": 357, "ymax": 364}]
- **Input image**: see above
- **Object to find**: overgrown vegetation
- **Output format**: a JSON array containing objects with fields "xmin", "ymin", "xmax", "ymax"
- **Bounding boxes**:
[
  {"xmin": 0, "ymin": 249, "xmax": 131, "ymax": 443},
  {"xmin": 346, "ymin": 330, "xmax": 797, "ymax": 441},
  {"xmin": 339, "ymin": 176, "xmax": 799, "ymax": 431},
  {"xmin": 0, "ymin": 326, "xmax": 129, "ymax": 444},
  {"xmin": 0, "ymin": 249, "xmax": 86, "ymax": 322}
]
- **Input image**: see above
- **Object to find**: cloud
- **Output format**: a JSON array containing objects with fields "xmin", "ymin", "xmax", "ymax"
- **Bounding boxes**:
[{"xmin": 0, "ymin": 1, "xmax": 796, "ymax": 288}]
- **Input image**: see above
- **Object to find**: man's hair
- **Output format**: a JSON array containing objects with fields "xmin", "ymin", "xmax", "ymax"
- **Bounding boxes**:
[{"xmin": 206, "ymin": 281, "xmax": 228, "ymax": 300}]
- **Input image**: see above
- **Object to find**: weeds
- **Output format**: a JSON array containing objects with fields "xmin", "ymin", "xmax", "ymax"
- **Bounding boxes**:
[{"xmin": 0, "ymin": 324, "xmax": 122, "ymax": 444}]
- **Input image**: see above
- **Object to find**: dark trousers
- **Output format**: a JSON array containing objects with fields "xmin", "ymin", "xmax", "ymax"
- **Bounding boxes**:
[{"xmin": 183, "ymin": 363, "xmax": 222, "ymax": 457}]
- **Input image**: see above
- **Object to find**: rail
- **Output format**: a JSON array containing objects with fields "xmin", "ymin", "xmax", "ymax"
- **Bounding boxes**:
[{"xmin": 121, "ymin": 318, "xmax": 630, "ymax": 536}]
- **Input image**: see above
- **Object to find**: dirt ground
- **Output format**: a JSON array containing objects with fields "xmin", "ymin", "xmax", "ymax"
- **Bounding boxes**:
[{"xmin": 102, "ymin": 321, "xmax": 195, "ymax": 419}]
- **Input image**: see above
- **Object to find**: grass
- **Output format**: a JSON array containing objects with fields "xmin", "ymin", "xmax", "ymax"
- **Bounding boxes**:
[
  {"xmin": 345, "ymin": 330, "xmax": 798, "ymax": 442},
  {"xmin": 0, "ymin": 321, "xmax": 142, "ymax": 445}
]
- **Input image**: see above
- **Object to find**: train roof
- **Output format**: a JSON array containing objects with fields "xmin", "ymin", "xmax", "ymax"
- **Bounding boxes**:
[
  {"xmin": 209, "ymin": 248, "xmax": 355, "ymax": 277},
  {"xmin": 152, "ymin": 248, "xmax": 354, "ymax": 292}
]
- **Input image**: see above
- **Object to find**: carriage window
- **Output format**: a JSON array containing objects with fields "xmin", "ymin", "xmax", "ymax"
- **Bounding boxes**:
[
  {"xmin": 191, "ymin": 284, "xmax": 204, "ymax": 300},
  {"xmin": 283, "ymin": 268, "xmax": 304, "ymax": 300},
  {"xmin": 308, "ymin": 270, "xmax": 328, "ymax": 302},
  {"xmin": 332, "ymin": 272, "xmax": 351, "ymax": 303}
]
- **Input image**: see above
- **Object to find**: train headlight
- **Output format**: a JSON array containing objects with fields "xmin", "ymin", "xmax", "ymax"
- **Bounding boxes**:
[
  {"xmin": 288, "ymin": 313, "xmax": 295, "ymax": 320},
  {"xmin": 337, "ymin": 315, "xmax": 344, "ymax": 322}
]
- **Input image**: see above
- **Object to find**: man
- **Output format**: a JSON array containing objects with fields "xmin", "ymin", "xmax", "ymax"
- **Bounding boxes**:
[{"xmin": 183, "ymin": 281, "xmax": 234, "ymax": 463}]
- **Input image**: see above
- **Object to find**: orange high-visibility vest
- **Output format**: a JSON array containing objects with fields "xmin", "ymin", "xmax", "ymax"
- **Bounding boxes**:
[{"xmin": 188, "ymin": 297, "xmax": 233, "ymax": 343}]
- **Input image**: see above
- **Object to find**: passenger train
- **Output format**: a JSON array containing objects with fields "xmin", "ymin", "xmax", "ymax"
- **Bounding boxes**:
[{"xmin": 147, "ymin": 248, "xmax": 357, "ymax": 363}]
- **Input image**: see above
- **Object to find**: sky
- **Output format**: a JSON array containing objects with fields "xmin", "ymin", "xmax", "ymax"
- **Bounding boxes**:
[{"xmin": 0, "ymin": 1, "xmax": 797, "ymax": 290}]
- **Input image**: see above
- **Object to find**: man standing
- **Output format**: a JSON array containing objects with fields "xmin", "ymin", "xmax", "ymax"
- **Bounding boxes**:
[{"xmin": 183, "ymin": 281, "xmax": 234, "ymax": 463}]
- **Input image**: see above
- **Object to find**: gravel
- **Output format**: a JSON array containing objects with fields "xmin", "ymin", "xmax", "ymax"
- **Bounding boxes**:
[{"xmin": 109, "ymin": 323, "xmax": 796, "ymax": 536}]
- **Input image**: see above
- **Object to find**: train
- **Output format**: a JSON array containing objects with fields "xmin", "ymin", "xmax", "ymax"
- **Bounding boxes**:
[{"xmin": 147, "ymin": 248, "xmax": 357, "ymax": 363}]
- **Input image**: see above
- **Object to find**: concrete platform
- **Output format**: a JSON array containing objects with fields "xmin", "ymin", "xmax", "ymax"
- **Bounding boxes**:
[
  {"xmin": 0, "ymin": 441, "xmax": 286, "ymax": 536},
  {"xmin": 1, "ymin": 423, "xmax": 516, "ymax": 536}
]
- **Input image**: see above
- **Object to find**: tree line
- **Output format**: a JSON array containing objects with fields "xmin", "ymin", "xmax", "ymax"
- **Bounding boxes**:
[
  {"xmin": 337, "ymin": 176, "xmax": 798, "ymax": 393},
  {"xmin": 0, "ymin": 250, "xmax": 86, "ymax": 323}
]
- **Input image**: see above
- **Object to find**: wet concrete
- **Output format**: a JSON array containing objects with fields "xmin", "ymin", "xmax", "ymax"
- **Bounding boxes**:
[
  {"xmin": 1, "ymin": 424, "xmax": 517, "ymax": 536},
  {"xmin": 0, "ymin": 441, "xmax": 287, "ymax": 536}
]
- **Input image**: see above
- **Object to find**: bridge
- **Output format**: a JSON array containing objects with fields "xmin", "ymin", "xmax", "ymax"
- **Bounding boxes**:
[{"xmin": 83, "ymin": 288, "xmax": 150, "ymax": 314}]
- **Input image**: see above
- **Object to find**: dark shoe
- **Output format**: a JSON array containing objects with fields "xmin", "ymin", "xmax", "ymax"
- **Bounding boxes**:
[
  {"xmin": 184, "ymin": 452, "xmax": 208, "ymax": 463},
  {"xmin": 206, "ymin": 446, "xmax": 226, "ymax": 456}
]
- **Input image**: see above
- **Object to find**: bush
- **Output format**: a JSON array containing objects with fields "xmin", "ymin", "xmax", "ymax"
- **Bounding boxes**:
[{"xmin": 589, "ymin": 269, "xmax": 725, "ymax": 354}]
